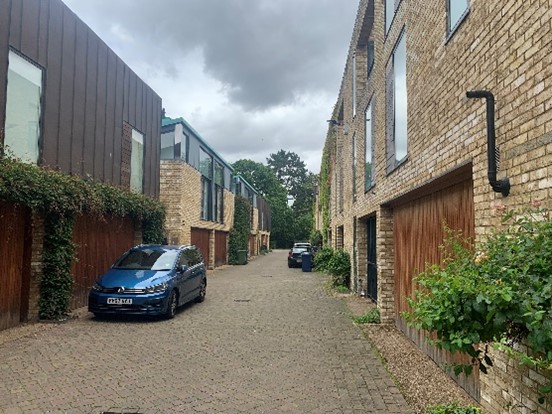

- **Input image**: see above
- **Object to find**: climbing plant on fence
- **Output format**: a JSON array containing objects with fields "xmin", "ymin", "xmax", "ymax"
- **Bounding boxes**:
[
  {"xmin": 0, "ymin": 153, "xmax": 166, "ymax": 319},
  {"xmin": 228, "ymin": 195, "xmax": 251, "ymax": 264},
  {"xmin": 404, "ymin": 208, "xmax": 552, "ymax": 404}
]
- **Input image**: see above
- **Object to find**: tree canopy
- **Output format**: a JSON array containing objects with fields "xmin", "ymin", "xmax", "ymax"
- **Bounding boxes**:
[{"xmin": 232, "ymin": 151, "xmax": 317, "ymax": 248}]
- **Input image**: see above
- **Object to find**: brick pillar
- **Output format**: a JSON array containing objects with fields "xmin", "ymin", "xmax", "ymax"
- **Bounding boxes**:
[
  {"xmin": 377, "ymin": 207, "xmax": 395, "ymax": 324},
  {"xmin": 28, "ymin": 212, "xmax": 44, "ymax": 321},
  {"xmin": 356, "ymin": 217, "xmax": 368, "ymax": 296}
]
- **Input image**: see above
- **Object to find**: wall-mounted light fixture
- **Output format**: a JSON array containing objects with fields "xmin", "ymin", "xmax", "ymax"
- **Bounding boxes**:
[
  {"xmin": 466, "ymin": 90, "xmax": 510, "ymax": 197},
  {"xmin": 326, "ymin": 119, "xmax": 342, "ymax": 126}
]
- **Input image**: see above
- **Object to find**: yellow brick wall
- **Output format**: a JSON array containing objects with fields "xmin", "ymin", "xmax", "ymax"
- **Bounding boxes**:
[
  {"xmin": 326, "ymin": 0, "xmax": 552, "ymax": 411},
  {"xmin": 160, "ymin": 160, "xmax": 234, "ymax": 246}
]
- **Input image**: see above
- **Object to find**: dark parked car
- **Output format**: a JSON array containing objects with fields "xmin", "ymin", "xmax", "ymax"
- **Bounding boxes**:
[
  {"xmin": 288, "ymin": 246, "xmax": 312, "ymax": 268},
  {"xmin": 88, "ymin": 244, "xmax": 206, "ymax": 319}
]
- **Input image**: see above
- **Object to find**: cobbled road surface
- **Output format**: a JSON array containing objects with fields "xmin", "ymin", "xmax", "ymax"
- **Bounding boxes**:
[{"xmin": 0, "ymin": 250, "xmax": 412, "ymax": 414}]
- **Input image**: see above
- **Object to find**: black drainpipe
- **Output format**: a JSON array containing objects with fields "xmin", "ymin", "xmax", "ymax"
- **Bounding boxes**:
[{"xmin": 466, "ymin": 90, "xmax": 510, "ymax": 197}]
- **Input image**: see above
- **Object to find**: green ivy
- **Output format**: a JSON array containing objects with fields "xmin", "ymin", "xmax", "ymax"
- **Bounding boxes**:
[
  {"xmin": 0, "ymin": 153, "xmax": 166, "ymax": 319},
  {"xmin": 319, "ymin": 123, "xmax": 335, "ymax": 245},
  {"xmin": 39, "ymin": 213, "xmax": 75, "ymax": 320},
  {"xmin": 228, "ymin": 196, "xmax": 251, "ymax": 264},
  {"xmin": 404, "ymin": 209, "xmax": 552, "ymax": 404}
]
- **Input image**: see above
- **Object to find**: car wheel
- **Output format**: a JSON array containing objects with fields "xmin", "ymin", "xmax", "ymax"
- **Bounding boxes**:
[
  {"xmin": 165, "ymin": 290, "xmax": 178, "ymax": 319},
  {"xmin": 195, "ymin": 278, "xmax": 207, "ymax": 303}
]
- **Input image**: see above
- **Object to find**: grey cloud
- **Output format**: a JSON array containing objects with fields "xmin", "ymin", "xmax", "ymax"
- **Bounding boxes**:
[{"xmin": 64, "ymin": 0, "xmax": 356, "ymax": 111}]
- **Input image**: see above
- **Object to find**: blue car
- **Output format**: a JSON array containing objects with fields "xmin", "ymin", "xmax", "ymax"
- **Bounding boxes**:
[{"xmin": 88, "ymin": 244, "xmax": 207, "ymax": 319}]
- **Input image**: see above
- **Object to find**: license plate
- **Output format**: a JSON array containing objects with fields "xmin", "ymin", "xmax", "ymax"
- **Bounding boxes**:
[
  {"xmin": 107, "ymin": 298, "xmax": 132, "ymax": 305},
  {"xmin": 297, "ymin": 259, "xmax": 302, "ymax": 263}
]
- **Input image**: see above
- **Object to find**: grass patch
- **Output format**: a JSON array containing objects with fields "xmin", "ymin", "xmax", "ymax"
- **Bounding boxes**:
[
  {"xmin": 352, "ymin": 308, "xmax": 381, "ymax": 324},
  {"xmin": 425, "ymin": 403, "xmax": 482, "ymax": 414}
]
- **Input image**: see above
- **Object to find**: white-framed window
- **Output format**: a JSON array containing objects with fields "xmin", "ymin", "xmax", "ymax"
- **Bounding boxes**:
[
  {"xmin": 4, "ymin": 50, "xmax": 43, "ymax": 163},
  {"xmin": 130, "ymin": 129, "xmax": 144, "ymax": 193},
  {"xmin": 447, "ymin": 0, "xmax": 469, "ymax": 34},
  {"xmin": 365, "ymin": 101, "xmax": 375, "ymax": 190}
]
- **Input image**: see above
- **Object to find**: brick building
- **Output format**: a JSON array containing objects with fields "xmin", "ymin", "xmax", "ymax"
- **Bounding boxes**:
[
  {"xmin": 0, "ymin": 0, "xmax": 162, "ymax": 330},
  {"xmin": 160, "ymin": 116, "xmax": 271, "ymax": 269},
  {"xmin": 319, "ymin": 0, "xmax": 551, "ymax": 412}
]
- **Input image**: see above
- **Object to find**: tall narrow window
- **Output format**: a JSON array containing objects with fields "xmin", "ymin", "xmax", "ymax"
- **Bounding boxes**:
[
  {"xmin": 352, "ymin": 54, "xmax": 357, "ymax": 118},
  {"xmin": 394, "ymin": 32, "xmax": 408, "ymax": 161},
  {"xmin": 365, "ymin": 102, "xmax": 375, "ymax": 190},
  {"xmin": 367, "ymin": 40, "xmax": 375, "ymax": 77},
  {"xmin": 385, "ymin": 0, "xmax": 396, "ymax": 34},
  {"xmin": 4, "ymin": 51, "xmax": 43, "ymax": 163},
  {"xmin": 199, "ymin": 148, "xmax": 213, "ymax": 220},
  {"xmin": 130, "ymin": 129, "xmax": 144, "ymax": 193},
  {"xmin": 386, "ymin": 30, "xmax": 408, "ymax": 172},
  {"xmin": 448, "ymin": 0, "xmax": 469, "ymax": 34},
  {"xmin": 201, "ymin": 177, "xmax": 211, "ymax": 220},
  {"xmin": 215, "ymin": 162, "xmax": 224, "ymax": 223},
  {"xmin": 352, "ymin": 133, "xmax": 357, "ymax": 200}
]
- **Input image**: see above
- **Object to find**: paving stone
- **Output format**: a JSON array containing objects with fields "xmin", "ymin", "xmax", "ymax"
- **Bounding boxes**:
[{"xmin": 0, "ymin": 250, "xmax": 412, "ymax": 413}]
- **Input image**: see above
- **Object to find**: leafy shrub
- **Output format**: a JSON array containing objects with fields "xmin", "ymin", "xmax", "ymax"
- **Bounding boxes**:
[
  {"xmin": 310, "ymin": 229, "xmax": 323, "ymax": 248},
  {"xmin": 405, "ymin": 208, "xmax": 552, "ymax": 403},
  {"xmin": 314, "ymin": 247, "xmax": 351, "ymax": 287},
  {"xmin": 425, "ymin": 402, "xmax": 481, "ymax": 414},
  {"xmin": 353, "ymin": 308, "xmax": 380, "ymax": 324},
  {"xmin": 228, "ymin": 196, "xmax": 251, "ymax": 264},
  {"xmin": 328, "ymin": 249, "xmax": 351, "ymax": 287},
  {"xmin": 313, "ymin": 246, "xmax": 334, "ymax": 272}
]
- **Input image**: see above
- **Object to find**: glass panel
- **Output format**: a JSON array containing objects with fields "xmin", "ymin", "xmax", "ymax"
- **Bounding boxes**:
[
  {"xmin": 4, "ymin": 51, "xmax": 43, "ymax": 163},
  {"xmin": 352, "ymin": 133, "xmax": 357, "ymax": 197},
  {"xmin": 394, "ymin": 32, "xmax": 408, "ymax": 161},
  {"xmin": 448, "ymin": 0, "xmax": 469, "ymax": 32},
  {"xmin": 201, "ymin": 177, "xmax": 211, "ymax": 220},
  {"xmin": 367, "ymin": 40, "xmax": 375, "ymax": 76},
  {"xmin": 385, "ymin": 0, "xmax": 395, "ymax": 34},
  {"xmin": 365, "ymin": 102, "xmax": 373, "ymax": 190},
  {"xmin": 215, "ymin": 162, "xmax": 224, "ymax": 186},
  {"xmin": 130, "ymin": 129, "xmax": 144, "ymax": 193},
  {"xmin": 180, "ymin": 132, "xmax": 187, "ymax": 161},
  {"xmin": 160, "ymin": 131, "xmax": 174, "ymax": 160},
  {"xmin": 352, "ymin": 55, "xmax": 357, "ymax": 117},
  {"xmin": 199, "ymin": 148, "xmax": 212, "ymax": 178}
]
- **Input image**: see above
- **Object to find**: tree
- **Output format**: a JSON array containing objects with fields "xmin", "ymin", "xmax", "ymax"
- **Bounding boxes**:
[
  {"xmin": 266, "ymin": 150, "xmax": 308, "ymax": 201},
  {"xmin": 232, "ymin": 159, "xmax": 290, "ymax": 248}
]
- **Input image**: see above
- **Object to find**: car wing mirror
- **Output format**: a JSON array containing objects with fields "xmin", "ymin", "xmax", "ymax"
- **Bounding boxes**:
[{"xmin": 179, "ymin": 264, "xmax": 188, "ymax": 273}]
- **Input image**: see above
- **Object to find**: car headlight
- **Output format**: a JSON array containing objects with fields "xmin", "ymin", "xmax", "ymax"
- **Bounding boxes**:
[
  {"xmin": 145, "ymin": 283, "xmax": 168, "ymax": 294},
  {"xmin": 92, "ymin": 282, "xmax": 103, "ymax": 292}
]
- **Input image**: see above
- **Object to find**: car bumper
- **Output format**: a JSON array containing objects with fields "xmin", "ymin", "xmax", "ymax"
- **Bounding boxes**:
[{"xmin": 88, "ymin": 291, "xmax": 170, "ymax": 316}]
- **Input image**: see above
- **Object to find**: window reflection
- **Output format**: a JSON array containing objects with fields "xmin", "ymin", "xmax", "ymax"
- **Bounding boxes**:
[{"xmin": 4, "ymin": 51, "xmax": 43, "ymax": 163}]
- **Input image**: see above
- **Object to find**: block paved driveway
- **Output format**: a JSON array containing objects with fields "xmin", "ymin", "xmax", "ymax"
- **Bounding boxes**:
[{"xmin": 0, "ymin": 250, "xmax": 412, "ymax": 414}]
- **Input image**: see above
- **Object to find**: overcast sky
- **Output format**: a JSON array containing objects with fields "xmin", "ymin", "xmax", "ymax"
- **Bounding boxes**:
[{"xmin": 62, "ymin": 0, "xmax": 358, "ymax": 174}]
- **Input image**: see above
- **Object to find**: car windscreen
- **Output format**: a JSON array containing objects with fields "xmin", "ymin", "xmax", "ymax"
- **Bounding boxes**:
[
  {"xmin": 292, "ymin": 248, "xmax": 308, "ymax": 253},
  {"xmin": 113, "ymin": 249, "xmax": 179, "ymax": 271}
]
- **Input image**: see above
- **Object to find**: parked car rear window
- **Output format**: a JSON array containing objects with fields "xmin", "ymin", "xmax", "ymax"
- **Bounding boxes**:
[{"xmin": 113, "ymin": 248, "xmax": 179, "ymax": 271}]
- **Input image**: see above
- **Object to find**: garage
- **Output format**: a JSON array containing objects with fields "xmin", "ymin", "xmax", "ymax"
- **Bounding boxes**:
[{"xmin": 391, "ymin": 166, "xmax": 479, "ymax": 399}]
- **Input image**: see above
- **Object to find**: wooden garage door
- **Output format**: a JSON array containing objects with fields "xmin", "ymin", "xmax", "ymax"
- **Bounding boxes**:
[
  {"xmin": 71, "ymin": 214, "xmax": 134, "ymax": 309},
  {"xmin": 0, "ymin": 202, "xmax": 30, "ymax": 331},
  {"xmin": 191, "ymin": 228, "xmax": 210, "ymax": 266},
  {"xmin": 214, "ymin": 231, "xmax": 228, "ymax": 267},
  {"xmin": 394, "ymin": 178, "xmax": 479, "ymax": 399}
]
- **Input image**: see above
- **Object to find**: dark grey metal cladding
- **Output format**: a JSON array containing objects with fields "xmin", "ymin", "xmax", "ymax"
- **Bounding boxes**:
[{"xmin": 0, "ymin": 0, "xmax": 161, "ymax": 198}]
